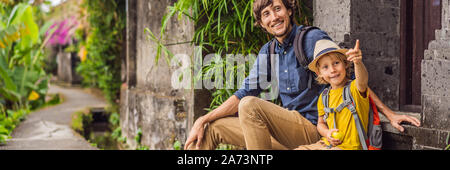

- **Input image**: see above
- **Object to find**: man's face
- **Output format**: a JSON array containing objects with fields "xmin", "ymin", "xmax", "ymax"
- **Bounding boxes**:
[{"xmin": 259, "ymin": 0, "xmax": 293, "ymax": 41}]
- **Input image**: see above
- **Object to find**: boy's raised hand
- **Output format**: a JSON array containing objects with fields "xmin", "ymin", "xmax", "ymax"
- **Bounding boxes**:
[{"xmin": 346, "ymin": 40, "xmax": 363, "ymax": 63}]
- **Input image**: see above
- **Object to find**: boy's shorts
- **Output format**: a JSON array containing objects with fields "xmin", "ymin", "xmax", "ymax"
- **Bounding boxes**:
[{"xmin": 294, "ymin": 140, "xmax": 342, "ymax": 150}]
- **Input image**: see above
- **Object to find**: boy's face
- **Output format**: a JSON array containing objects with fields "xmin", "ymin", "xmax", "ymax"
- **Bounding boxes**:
[
  {"xmin": 259, "ymin": 0, "xmax": 293, "ymax": 40},
  {"xmin": 317, "ymin": 54, "xmax": 348, "ymax": 88}
]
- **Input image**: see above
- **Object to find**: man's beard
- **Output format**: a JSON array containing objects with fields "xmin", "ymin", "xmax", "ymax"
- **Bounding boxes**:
[{"xmin": 273, "ymin": 23, "xmax": 292, "ymax": 39}]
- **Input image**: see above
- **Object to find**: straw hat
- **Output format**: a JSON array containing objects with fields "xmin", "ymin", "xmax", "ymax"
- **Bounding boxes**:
[{"xmin": 308, "ymin": 39, "xmax": 349, "ymax": 74}]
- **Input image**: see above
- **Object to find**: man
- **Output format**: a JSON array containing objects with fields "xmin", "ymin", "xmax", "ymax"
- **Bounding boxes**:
[{"xmin": 185, "ymin": 0, "xmax": 421, "ymax": 150}]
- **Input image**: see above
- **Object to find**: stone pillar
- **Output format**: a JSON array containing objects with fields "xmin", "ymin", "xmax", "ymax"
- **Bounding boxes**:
[
  {"xmin": 57, "ymin": 49, "xmax": 81, "ymax": 84},
  {"xmin": 121, "ymin": 0, "xmax": 195, "ymax": 150},
  {"xmin": 120, "ymin": 0, "xmax": 136, "ymax": 149},
  {"xmin": 422, "ymin": 0, "xmax": 450, "ymax": 131},
  {"xmin": 313, "ymin": 0, "xmax": 351, "ymax": 43},
  {"xmin": 314, "ymin": 0, "xmax": 401, "ymax": 110}
]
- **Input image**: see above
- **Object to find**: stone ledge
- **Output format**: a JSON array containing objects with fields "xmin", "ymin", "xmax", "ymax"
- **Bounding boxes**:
[
  {"xmin": 379, "ymin": 111, "xmax": 421, "ymax": 134},
  {"xmin": 379, "ymin": 111, "xmax": 450, "ymax": 150}
]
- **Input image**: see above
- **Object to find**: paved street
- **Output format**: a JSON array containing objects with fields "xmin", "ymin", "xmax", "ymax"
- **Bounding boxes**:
[{"xmin": 0, "ymin": 84, "xmax": 107, "ymax": 150}]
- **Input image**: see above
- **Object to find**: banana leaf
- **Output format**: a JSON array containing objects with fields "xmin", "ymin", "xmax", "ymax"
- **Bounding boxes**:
[
  {"xmin": 0, "ymin": 87, "xmax": 20, "ymax": 102},
  {"xmin": 0, "ymin": 63, "xmax": 16, "ymax": 92}
]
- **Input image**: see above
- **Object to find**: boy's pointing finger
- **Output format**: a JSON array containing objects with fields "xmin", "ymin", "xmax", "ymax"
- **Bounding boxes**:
[{"xmin": 354, "ymin": 39, "xmax": 360, "ymax": 50}]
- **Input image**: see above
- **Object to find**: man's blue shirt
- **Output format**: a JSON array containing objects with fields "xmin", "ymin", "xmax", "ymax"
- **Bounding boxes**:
[{"xmin": 234, "ymin": 24, "xmax": 332, "ymax": 125}]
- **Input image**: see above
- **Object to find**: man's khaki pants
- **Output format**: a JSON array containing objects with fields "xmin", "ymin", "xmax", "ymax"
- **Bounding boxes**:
[{"xmin": 187, "ymin": 96, "xmax": 323, "ymax": 150}]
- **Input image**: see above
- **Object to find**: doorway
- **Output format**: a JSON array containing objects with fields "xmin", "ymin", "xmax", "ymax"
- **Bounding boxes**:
[{"xmin": 400, "ymin": 0, "xmax": 442, "ymax": 112}]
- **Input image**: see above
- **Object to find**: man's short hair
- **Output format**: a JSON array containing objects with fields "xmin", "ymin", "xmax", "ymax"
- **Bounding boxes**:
[{"xmin": 252, "ymin": 0, "xmax": 297, "ymax": 27}]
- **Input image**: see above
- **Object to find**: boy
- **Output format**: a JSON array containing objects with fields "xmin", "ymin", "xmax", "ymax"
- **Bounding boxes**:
[{"xmin": 296, "ymin": 39, "xmax": 368, "ymax": 150}]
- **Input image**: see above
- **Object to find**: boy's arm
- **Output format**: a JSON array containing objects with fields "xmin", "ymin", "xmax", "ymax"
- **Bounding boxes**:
[
  {"xmin": 346, "ymin": 40, "xmax": 368, "ymax": 95},
  {"xmin": 317, "ymin": 116, "xmax": 329, "ymax": 137},
  {"xmin": 346, "ymin": 40, "xmax": 421, "ymax": 132}
]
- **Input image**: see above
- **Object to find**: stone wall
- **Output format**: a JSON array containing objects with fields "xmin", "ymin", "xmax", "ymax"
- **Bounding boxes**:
[
  {"xmin": 313, "ymin": 0, "xmax": 351, "ymax": 43},
  {"xmin": 420, "ymin": 0, "xmax": 450, "ymax": 147},
  {"xmin": 392, "ymin": 0, "xmax": 450, "ymax": 150},
  {"xmin": 314, "ymin": 0, "xmax": 450, "ymax": 150},
  {"xmin": 121, "ymin": 0, "xmax": 195, "ymax": 150},
  {"xmin": 314, "ymin": 0, "xmax": 401, "ymax": 109},
  {"xmin": 422, "ymin": 0, "xmax": 450, "ymax": 130}
]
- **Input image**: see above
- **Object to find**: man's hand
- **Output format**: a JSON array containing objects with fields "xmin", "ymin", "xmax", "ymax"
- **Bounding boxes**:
[
  {"xmin": 183, "ymin": 95, "xmax": 241, "ymax": 150},
  {"xmin": 184, "ymin": 116, "xmax": 207, "ymax": 150},
  {"xmin": 385, "ymin": 110, "xmax": 421, "ymax": 132}
]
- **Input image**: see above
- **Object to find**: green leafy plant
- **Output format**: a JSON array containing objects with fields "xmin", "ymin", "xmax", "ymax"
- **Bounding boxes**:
[
  {"xmin": 0, "ymin": 108, "xmax": 29, "ymax": 144},
  {"xmin": 0, "ymin": 3, "xmax": 53, "ymax": 111},
  {"xmin": 136, "ymin": 145, "xmax": 150, "ymax": 150},
  {"xmin": 108, "ymin": 112, "xmax": 120, "ymax": 127},
  {"xmin": 70, "ymin": 109, "xmax": 93, "ymax": 136},
  {"xmin": 147, "ymin": 0, "xmax": 313, "ymax": 111},
  {"xmin": 134, "ymin": 127, "xmax": 150, "ymax": 150},
  {"xmin": 173, "ymin": 140, "xmax": 182, "ymax": 150},
  {"xmin": 215, "ymin": 143, "xmax": 244, "ymax": 150},
  {"xmin": 0, "ymin": 2, "xmax": 54, "ymax": 144},
  {"xmin": 135, "ymin": 128, "xmax": 142, "ymax": 144},
  {"xmin": 76, "ymin": 0, "xmax": 125, "ymax": 106},
  {"xmin": 73, "ymin": 0, "xmax": 126, "ymax": 148},
  {"xmin": 109, "ymin": 112, "xmax": 127, "ymax": 144}
]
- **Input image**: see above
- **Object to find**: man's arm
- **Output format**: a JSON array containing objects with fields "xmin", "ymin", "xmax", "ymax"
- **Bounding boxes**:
[
  {"xmin": 202, "ymin": 95, "xmax": 240, "ymax": 124},
  {"xmin": 368, "ymin": 89, "xmax": 421, "ymax": 132},
  {"xmin": 184, "ymin": 95, "xmax": 240, "ymax": 150}
]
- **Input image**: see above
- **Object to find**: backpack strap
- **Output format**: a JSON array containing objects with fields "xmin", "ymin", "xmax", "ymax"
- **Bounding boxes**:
[
  {"xmin": 322, "ymin": 87, "xmax": 331, "ymax": 123},
  {"xmin": 294, "ymin": 26, "xmax": 319, "ymax": 89},
  {"xmin": 367, "ymin": 103, "xmax": 374, "ymax": 137},
  {"xmin": 322, "ymin": 86, "xmax": 352, "ymax": 129},
  {"xmin": 342, "ymin": 83, "xmax": 369, "ymax": 150},
  {"xmin": 294, "ymin": 26, "xmax": 319, "ymax": 69}
]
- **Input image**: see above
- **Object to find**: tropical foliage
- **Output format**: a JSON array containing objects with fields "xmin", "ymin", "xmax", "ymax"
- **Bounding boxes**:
[
  {"xmin": 76, "ymin": 0, "xmax": 126, "ymax": 106},
  {"xmin": 46, "ymin": 17, "xmax": 79, "ymax": 46},
  {"xmin": 0, "ymin": 1, "xmax": 54, "ymax": 144},
  {"xmin": 147, "ymin": 0, "xmax": 313, "ymax": 111}
]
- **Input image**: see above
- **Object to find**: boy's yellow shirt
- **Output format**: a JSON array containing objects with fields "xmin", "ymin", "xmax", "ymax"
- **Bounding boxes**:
[{"xmin": 318, "ymin": 80, "xmax": 370, "ymax": 150}]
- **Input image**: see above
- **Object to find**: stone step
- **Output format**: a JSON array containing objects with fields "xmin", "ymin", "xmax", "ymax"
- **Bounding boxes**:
[
  {"xmin": 436, "ymin": 29, "xmax": 450, "ymax": 41},
  {"xmin": 379, "ymin": 112, "xmax": 450, "ymax": 150},
  {"xmin": 424, "ymin": 48, "xmax": 450, "ymax": 60},
  {"xmin": 379, "ymin": 111, "xmax": 421, "ymax": 134},
  {"xmin": 427, "ymin": 39, "xmax": 450, "ymax": 51}
]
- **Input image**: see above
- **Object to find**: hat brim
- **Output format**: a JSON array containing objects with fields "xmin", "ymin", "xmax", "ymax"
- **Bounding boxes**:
[{"xmin": 308, "ymin": 49, "xmax": 349, "ymax": 74}]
